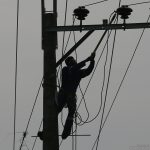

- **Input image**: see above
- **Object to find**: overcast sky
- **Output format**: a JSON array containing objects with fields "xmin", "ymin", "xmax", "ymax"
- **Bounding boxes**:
[{"xmin": 0, "ymin": 0, "xmax": 150, "ymax": 150}]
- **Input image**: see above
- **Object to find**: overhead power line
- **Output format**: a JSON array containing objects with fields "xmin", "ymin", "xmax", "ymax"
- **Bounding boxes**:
[
  {"xmin": 83, "ymin": 0, "xmax": 108, "ymax": 7},
  {"xmin": 31, "ymin": 119, "xmax": 43, "ymax": 150},
  {"xmin": 62, "ymin": 0, "xmax": 69, "ymax": 55},
  {"xmin": 19, "ymin": 79, "xmax": 43, "ymax": 150},
  {"xmin": 92, "ymin": 13, "xmax": 150, "ymax": 150},
  {"xmin": 76, "ymin": 14, "xmax": 117, "ymax": 124},
  {"xmin": 93, "ymin": 1, "xmax": 120, "ymax": 149},
  {"xmin": 95, "ymin": 26, "xmax": 118, "ymax": 150},
  {"xmin": 13, "ymin": 0, "xmax": 20, "ymax": 150},
  {"xmin": 128, "ymin": 1, "xmax": 150, "ymax": 6},
  {"xmin": 101, "ymin": 14, "xmax": 150, "ymax": 133}
]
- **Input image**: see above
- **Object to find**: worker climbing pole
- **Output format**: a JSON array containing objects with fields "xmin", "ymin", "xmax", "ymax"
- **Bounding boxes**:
[{"xmin": 40, "ymin": 0, "xmax": 150, "ymax": 149}]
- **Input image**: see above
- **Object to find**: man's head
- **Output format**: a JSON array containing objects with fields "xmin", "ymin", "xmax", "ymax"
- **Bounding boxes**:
[{"xmin": 65, "ymin": 56, "xmax": 77, "ymax": 66}]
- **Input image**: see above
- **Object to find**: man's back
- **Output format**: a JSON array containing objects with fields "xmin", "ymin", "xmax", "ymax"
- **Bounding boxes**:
[{"xmin": 61, "ymin": 59, "xmax": 95, "ymax": 93}]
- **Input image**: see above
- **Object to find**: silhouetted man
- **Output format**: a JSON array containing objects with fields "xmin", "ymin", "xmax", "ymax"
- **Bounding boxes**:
[{"xmin": 57, "ymin": 52, "xmax": 95, "ymax": 139}]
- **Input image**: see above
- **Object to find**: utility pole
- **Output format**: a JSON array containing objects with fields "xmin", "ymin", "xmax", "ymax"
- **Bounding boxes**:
[
  {"xmin": 40, "ymin": 1, "xmax": 149, "ymax": 149},
  {"xmin": 42, "ymin": 0, "xmax": 59, "ymax": 150}
]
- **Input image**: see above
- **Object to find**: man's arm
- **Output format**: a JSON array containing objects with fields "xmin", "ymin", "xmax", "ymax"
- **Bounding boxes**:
[
  {"xmin": 80, "ymin": 52, "xmax": 95, "ymax": 78},
  {"xmin": 71, "ymin": 57, "xmax": 91, "ymax": 72}
]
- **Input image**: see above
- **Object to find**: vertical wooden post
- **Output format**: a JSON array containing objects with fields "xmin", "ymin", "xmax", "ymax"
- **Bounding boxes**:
[{"xmin": 42, "ymin": 0, "xmax": 59, "ymax": 150}]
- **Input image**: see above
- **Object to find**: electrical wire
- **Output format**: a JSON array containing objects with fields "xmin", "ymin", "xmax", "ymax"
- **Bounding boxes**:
[
  {"xmin": 119, "ymin": 0, "xmax": 122, "ymax": 7},
  {"xmin": 76, "ymin": 32, "xmax": 111, "ymax": 125},
  {"xmin": 57, "ymin": 0, "xmax": 69, "ymax": 96},
  {"xmin": 128, "ymin": 1, "xmax": 150, "ymax": 6},
  {"xmin": 92, "ymin": 2, "xmax": 120, "ymax": 149},
  {"xmin": 72, "ymin": 16, "xmax": 91, "ymax": 125},
  {"xmin": 59, "ymin": 139, "xmax": 63, "ymax": 147},
  {"xmin": 62, "ymin": 0, "xmax": 69, "ymax": 55},
  {"xmin": 92, "ymin": 12, "xmax": 150, "ymax": 150},
  {"xmin": 31, "ymin": 119, "xmax": 43, "ymax": 150},
  {"xmin": 72, "ymin": 127, "xmax": 74, "ymax": 150},
  {"xmin": 95, "ymin": 25, "xmax": 117, "ymax": 150},
  {"xmin": 83, "ymin": 0, "xmax": 108, "ymax": 7},
  {"xmin": 74, "ymin": 115, "xmax": 77, "ymax": 150},
  {"xmin": 13, "ymin": 0, "xmax": 20, "ymax": 150},
  {"xmin": 100, "ymin": 13, "xmax": 150, "ymax": 135},
  {"xmin": 76, "ymin": 13, "xmax": 116, "ymax": 112},
  {"xmin": 19, "ymin": 79, "xmax": 43, "ymax": 150},
  {"xmin": 76, "ymin": 22, "xmax": 116, "ymax": 124}
]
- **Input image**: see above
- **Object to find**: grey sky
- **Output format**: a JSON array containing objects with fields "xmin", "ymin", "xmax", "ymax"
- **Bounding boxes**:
[{"xmin": 0, "ymin": 0, "xmax": 150, "ymax": 150}]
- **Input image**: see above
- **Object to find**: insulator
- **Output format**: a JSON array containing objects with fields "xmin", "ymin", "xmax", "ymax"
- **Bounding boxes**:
[
  {"xmin": 116, "ymin": 5, "xmax": 133, "ymax": 20},
  {"xmin": 73, "ymin": 6, "xmax": 89, "ymax": 21}
]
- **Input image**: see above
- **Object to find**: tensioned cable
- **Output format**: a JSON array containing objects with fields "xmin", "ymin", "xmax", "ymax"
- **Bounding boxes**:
[
  {"xmin": 19, "ymin": 79, "xmax": 43, "ymax": 150},
  {"xmin": 74, "ymin": 116, "xmax": 77, "ymax": 150},
  {"xmin": 57, "ymin": 6, "xmax": 72, "ymax": 89},
  {"xmin": 92, "ymin": 2, "xmax": 120, "ymax": 148},
  {"xmin": 96, "ymin": 30, "xmax": 110, "ymax": 128},
  {"xmin": 57, "ymin": 0, "xmax": 69, "ymax": 91},
  {"xmin": 13, "ymin": 0, "xmax": 20, "ymax": 150},
  {"xmin": 119, "ymin": 0, "xmax": 122, "ymax": 7},
  {"xmin": 59, "ymin": 139, "xmax": 63, "ymax": 147},
  {"xmin": 23, "ymin": 142, "xmax": 30, "ymax": 150},
  {"xmin": 31, "ymin": 119, "xmax": 43, "ymax": 150},
  {"xmin": 128, "ymin": 1, "xmax": 150, "ymax": 6},
  {"xmin": 62, "ymin": 0, "xmax": 69, "ymax": 55},
  {"xmin": 92, "ymin": 12, "xmax": 150, "ymax": 150},
  {"xmin": 95, "ymin": 25, "xmax": 117, "ymax": 150},
  {"xmin": 83, "ymin": 0, "xmax": 108, "ymax": 7},
  {"xmin": 72, "ymin": 127, "xmax": 74, "ymax": 150},
  {"xmin": 100, "ymin": 14, "xmax": 150, "ymax": 135}
]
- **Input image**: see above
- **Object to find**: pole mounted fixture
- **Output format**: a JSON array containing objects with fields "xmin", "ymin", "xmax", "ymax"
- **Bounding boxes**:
[
  {"xmin": 73, "ymin": 6, "xmax": 89, "ymax": 31},
  {"xmin": 116, "ymin": 5, "xmax": 133, "ymax": 25}
]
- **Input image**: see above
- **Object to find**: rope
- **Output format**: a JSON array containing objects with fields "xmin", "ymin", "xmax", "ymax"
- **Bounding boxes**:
[{"xmin": 13, "ymin": 0, "xmax": 20, "ymax": 149}]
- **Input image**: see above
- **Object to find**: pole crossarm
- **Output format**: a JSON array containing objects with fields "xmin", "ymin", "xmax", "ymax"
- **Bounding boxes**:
[{"xmin": 46, "ymin": 22, "xmax": 150, "ymax": 32}]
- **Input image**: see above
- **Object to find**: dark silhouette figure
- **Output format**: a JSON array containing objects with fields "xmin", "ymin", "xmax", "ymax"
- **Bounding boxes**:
[{"xmin": 57, "ymin": 52, "xmax": 95, "ymax": 139}]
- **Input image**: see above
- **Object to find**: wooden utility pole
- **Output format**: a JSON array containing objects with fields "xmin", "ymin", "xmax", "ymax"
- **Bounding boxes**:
[{"xmin": 42, "ymin": 0, "xmax": 59, "ymax": 150}]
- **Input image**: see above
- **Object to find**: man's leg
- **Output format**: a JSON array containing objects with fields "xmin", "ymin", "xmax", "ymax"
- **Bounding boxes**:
[{"xmin": 62, "ymin": 95, "xmax": 76, "ymax": 139}]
